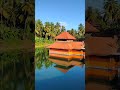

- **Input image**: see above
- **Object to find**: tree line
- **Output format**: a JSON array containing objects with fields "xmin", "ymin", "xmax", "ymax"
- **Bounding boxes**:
[
  {"xmin": 86, "ymin": 0, "xmax": 120, "ymax": 32},
  {"xmin": 35, "ymin": 20, "xmax": 85, "ymax": 41},
  {"xmin": 0, "ymin": 0, "xmax": 34, "ymax": 40}
]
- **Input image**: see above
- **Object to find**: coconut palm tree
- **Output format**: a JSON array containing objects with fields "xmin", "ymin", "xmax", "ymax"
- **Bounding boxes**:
[
  {"xmin": 35, "ymin": 20, "xmax": 43, "ymax": 37},
  {"xmin": 104, "ymin": 0, "xmax": 118, "ymax": 25}
]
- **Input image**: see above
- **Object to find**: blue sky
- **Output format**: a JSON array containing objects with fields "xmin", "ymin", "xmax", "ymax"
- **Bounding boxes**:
[{"xmin": 35, "ymin": 0, "xmax": 85, "ymax": 30}]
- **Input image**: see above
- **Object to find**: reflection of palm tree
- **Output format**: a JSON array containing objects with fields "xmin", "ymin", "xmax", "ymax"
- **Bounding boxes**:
[
  {"xmin": 35, "ymin": 48, "xmax": 53, "ymax": 69},
  {"xmin": 0, "ymin": 51, "xmax": 34, "ymax": 90}
]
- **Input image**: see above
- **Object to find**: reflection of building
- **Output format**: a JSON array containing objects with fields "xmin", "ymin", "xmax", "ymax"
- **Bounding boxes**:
[
  {"xmin": 86, "ymin": 67, "xmax": 118, "ymax": 90},
  {"xmin": 85, "ymin": 22, "xmax": 120, "ymax": 89},
  {"xmin": 49, "ymin": 57, "xmax": 84, "ymax": 73},
  {"xmin": 86, "ymin": 56, "xmax": 119, "ymax": 68},
  {"xmin": 47, "ymin": 31, "xmax": 85, "ymax": 60},
  {"xmin": 55, "ymin": 65, "xmax": 73, "ymax": 73},
  {"xmin": 86, "ymin": 56, "xmax": 119, "ymax": 90},
  {"xmin": 86, "ymin": 68, "xmax": 118, "ymax": 81},
  {"xmin": 86, "ymin": 56, "xmax": 118, "ymax": 80}
]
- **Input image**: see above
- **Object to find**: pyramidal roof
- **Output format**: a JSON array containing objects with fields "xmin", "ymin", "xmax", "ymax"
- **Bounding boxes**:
[
  {"xmin": 85, "ymin": 22, "xmax": 99, "ymax": 33},
  {"xmin": 47, "ymin": 41, "xmax": 84, "ymax": 50},
  {"xmin": 55, "ymin": 31, "xmax": 76, "ymax": 40}
]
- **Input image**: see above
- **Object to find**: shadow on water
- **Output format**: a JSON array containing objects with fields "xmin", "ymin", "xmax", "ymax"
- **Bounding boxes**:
[
  {"xmin": 86, "ymin": 56, "xmax": 120, "ymax": 90},
  {"xmin": 0, "ymin": 50, "xmax": 34, "ymax": 90},
  {"xmin": 35, "ymin": 48, "xmax": 85, "ymax": 90}
]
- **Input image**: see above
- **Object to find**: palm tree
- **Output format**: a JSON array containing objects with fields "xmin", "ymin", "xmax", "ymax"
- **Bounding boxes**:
[
  {"xmin": 21, "ymin": 1, "xmax": 34, "ymax": 29},
  {"xmin": 78, "ymin": 24, "xmax": 85, "ymax": 38},
  {"xmin": 54, "ymin": 22, "xmax": 61, "ymax": 35},
  {"xmin": 0, "ymin": 1, "xmax": 10, "ymax": 25},
  {"xmin": 44, "ymin": 22, "xmax": 51, "ymax": 39},
  {"xmin": 35, "ymin": 20, "xmax": 43, "ymax": 37},
  {"xmin": 104, "ymin": 0, "xmax": 118, "ymax": 25},
  {"xmin": 61, "ymin": 26, "xmax": 66, "ymax": 32},
  {"xmin": 17, "ymin": 1, "xmax": 34, "ymax": 39}
]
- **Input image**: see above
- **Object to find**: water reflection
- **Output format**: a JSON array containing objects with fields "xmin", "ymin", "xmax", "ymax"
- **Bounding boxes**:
[
  {"xmin": 0, "ymin": 50, "xmax": 34, "ymax": 90},
  {"xmin": 35, "ymin": 48, "xmax": 85, "ymax": 71},
  {"xmin": 49, "ymin": 57, "xmax": 84, "ymax": 73},
  {"xmin": 86, "ymin": 56, "xmax": 120, "ymax": 90},
  {"xmin": 35, "ymin": 48, "xmax": 85, "ymax": 90},
  {"xmin": 35, "ymin": 48, "xmax": 53, "ymax": 69}
]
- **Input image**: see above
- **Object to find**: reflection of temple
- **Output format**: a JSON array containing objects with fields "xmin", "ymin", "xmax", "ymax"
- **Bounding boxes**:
[
  {"xmin": 86, "ymin": 22, "xmax": 120, "ymax": 90},
  {"xmin": 49, "ymin": 57, "xmax": 84, "ymax": 73},
  {"xmin": 86, "ymin": 56, "xmax": 119, "ymax": 69},
  {"xmin": 86, "ymin": 56, "xmax": 119, "ymax": 80},
  {"xmin": 47, "ymin": 31, "xmax": 85, "ymax": 60},
  {"xmin": 86, "ymin": 56, "xmax": 119, "ymax": 90}
]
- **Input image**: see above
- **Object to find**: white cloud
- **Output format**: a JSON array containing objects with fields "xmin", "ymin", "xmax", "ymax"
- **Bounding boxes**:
[{"xmin": 59, "ymin": 22, "xmax": 68, "ymax": 27}]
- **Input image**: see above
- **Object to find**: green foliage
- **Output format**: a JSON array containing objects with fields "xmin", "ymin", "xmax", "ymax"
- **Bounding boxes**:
[
  {"xmin": 0, "ymin": 25, "xmax": 34, "ymax": 41},
  {"xmin": 35, "ymin": 48, "xmax": 53, "ymax": 69},
  {"xmin": 67, "ymin": 24, "xmax": 85, "ymax": 40},
  {"xmin": 35, "ymin": 37, "xmax": 54, "ymax": 44},
  {"xmin": 35, "ymin": 19, "xmax": 85, "ymax": 41},
  {"xmin": 86, "ymin": 0, "xmax": 120, "ymax": 31},
  {"xmin": 0, "ymin": 0, "xmax": 34, "ymax": 41}
]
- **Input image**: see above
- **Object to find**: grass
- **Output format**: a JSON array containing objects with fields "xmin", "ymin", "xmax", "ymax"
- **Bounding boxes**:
[
  {"xmin": 35, "ymin": 37, "xmax": 54, "ymax": 48},
  {"xmin": 0, "ymin": 39, "xmax": 34, "ymax": 52},
  {"xmin": 0, "ymin": 37, "xmax": 54, "ymax": 52}
]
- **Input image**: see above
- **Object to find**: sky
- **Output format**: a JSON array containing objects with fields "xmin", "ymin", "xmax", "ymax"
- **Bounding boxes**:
[
  {"xmin": 35, "ymin": 0, "xmax": 85, "ymax": 30},
  {"xmin": 86, "ymin": 0, "xmax": 120, "ymax": 12},
  {"xmin": 86, "ymin": 0, "xmax": 104, "ymax": 11},
  {"xmin": 85, "ymin": 0, "xmax": 104, "ymax": 10}
]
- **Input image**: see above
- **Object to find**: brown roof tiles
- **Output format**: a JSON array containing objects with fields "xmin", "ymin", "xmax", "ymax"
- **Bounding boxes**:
[{"xmin": 55, "ymin": 31, "xmax": 76, "ymax": 40}]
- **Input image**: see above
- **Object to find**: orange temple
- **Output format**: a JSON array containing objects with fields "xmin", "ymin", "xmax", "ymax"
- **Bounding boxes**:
[{"xmin": 47, "ymin": 31, "xmax": 85, "ymax": 60}]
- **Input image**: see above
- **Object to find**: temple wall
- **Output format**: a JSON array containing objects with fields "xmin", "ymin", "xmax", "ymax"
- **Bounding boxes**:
[{"xmin": 49, "ymin": 49, "xmax": 85, "ymax": 59}]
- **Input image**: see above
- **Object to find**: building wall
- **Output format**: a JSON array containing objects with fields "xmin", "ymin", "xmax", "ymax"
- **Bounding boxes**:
[{"xmin": 49, "ymin": 49, "xmax": 84, "ymax": 59}]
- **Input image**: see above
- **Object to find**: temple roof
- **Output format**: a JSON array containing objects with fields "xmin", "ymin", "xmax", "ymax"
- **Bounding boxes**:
[
  {"xmin": 86, "ymin": 22, "xmax": 99, "ymax": 33},
  {"xmin": 55, "ymin": 31, "xmax": 76, "ymax": 40},
  {"xmin": 86, "ymin": 37, "xmax": 118, "ymax": 56},
  {"xmin": 47, "ymin": 41, "xmax": 84, "ymax": 50}
]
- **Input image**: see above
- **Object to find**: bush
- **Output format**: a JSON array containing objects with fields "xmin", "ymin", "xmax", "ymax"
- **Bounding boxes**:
[{"xmin": 0, "ymin": 25, "xmax": 34, "ymax": 41}]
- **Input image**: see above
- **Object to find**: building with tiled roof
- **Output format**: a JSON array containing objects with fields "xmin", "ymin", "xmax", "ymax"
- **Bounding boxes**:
[{"xmin": 47, "ymin": 31, "xmax": 85, "ymax": 59}]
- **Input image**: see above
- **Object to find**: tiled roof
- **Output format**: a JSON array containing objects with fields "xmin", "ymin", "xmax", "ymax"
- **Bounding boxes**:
[
  {"xmin": 85, "ymin": 37, "xmax": 118, "ymax": 56},
  {"xmin": 85, "ymin": 22, "xmax": 99, "ymax": 33},
  {"xmin": 47, "ymin": 41, "xmax": 84, "ymax": 50},
  {"xmin": 55, "ymin": 31, "xmax": 76, "ymax": 40}
]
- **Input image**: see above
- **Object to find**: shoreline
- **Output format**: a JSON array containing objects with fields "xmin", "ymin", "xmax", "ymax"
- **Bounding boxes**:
[
  {"xmin": 0, "ymin": 40, "xmax": 52, "ymax": 52},
  {"xmin": 0, "ymin": 40, "xmax": 34, "ymax": 52},
  {"xmin": 35, "ymin": 43, "xmax": 51, "ymax": 48}
]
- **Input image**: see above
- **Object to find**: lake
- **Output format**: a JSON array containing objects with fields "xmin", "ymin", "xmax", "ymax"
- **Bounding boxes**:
[
  {"xmin": 1, "ymin": 48, "xmax": 119, "ymax": 90},
  {"xmin": 0, "ymin": 50, "xmax": 34, "ymax": 90},
  {"xmin": 35, "ymin": 48, "xmax": 85, "ymax": 90}
]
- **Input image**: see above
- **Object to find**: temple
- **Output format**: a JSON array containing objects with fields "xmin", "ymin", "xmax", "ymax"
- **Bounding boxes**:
[{"xmin": 47, "ymin": 31, "xmax": 85, "ymax": 60}]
